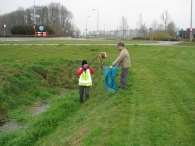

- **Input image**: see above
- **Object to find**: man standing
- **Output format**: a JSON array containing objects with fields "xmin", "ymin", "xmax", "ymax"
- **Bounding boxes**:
[{"xmin": 109, "ymin": 42, "xmax": 131, "ymax": 90}]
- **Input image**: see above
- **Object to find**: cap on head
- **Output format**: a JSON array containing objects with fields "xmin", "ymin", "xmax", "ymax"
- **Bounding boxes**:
[
  {"xmin": 117, "ymin": 42, "xmax": 125, "ymax": 47},
  {"xmin": 82, "ymin": 60, "xmax": 88, "ymax": 65}
]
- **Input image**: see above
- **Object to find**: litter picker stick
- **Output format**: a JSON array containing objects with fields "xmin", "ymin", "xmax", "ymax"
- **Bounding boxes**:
[{"xmin": 88, "ymin": 55, "xmax": 98, "ymax": 66}]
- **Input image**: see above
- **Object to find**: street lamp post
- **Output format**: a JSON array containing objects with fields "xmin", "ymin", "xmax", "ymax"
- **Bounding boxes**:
[
  {"xmin": 190, "ymin": 0, "xmax": 193, "ymax": 43},
  {"xmin": 86, "ymin": 16, "xmax": 90, "ymax": 38},
  {"xmin": 34, "ymin": 0, "xmax": 36, "ymax": 41},
  {"xmin": 104, "ymin": 22, "xmax": 108, "ymax": 37},
  {"xmin": 92, "ymin": 9, "xmax": 99, "ymax": 39},
  {"xmin": 34, "ymin": 0, "xmax": 36, "ymax": 25}
]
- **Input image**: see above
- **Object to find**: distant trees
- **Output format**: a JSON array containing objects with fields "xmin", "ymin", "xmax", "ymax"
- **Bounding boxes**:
[
  {"xmin": 0, "ymin": 2, "xmax": 77, "ymax": 37},
  {"xmin": 136, "ymin": 14, "xmax": 147, "ymax": 37},
  {"xmin": 166, "ymin": 21, "xmax": 177, "ymax": 38},
  {"xmin": 161, "ymin": 10, "xmax": 171, "ymax": 32},
  {"xmin": 134, "ymin": 10, "xmax": 177, "ymax": 39},
  {"xmin": 119, "ymin": 16, "xmax": 129, "ymax": 37}
]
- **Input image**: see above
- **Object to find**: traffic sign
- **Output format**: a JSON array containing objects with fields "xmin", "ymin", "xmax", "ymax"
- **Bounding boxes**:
[
  {"xmin": 35, "ymin": 6, "xmax": 42, "ymax": 10},
  {"xmin": 30, "ymin": 13, "xmax": 40, "ymax": 18},
  {"xmin": 33, "ymin": 24, "xmax": 36, "ymax": 30},
  {"xmin": 190, "ymin": 28, "xmax": 194, "ymax": 32},
  {"xmin": 176, "ymin": 31, "xmax": 180, "ymax": 35},
  {"xmin": 149, "ymin": 28, "xmax": 153, "ymax": 32},
  {"xmin": 96, "ymin": 32, "xmax": 99, "ymax": 35},
  {"xmin": 39, "ymin": 26, "xmax": 44, "ymax": 31},
  {"xmin": 31, "ymin": 17, "xmax": 35, "ymax": 21},
  {"xmin": 3, "ymin": 24, "xmax": 6, "ymax": 29},
  {"xmin": 35, "ymin": 32, "xmax": 49, "ymax": 36}
]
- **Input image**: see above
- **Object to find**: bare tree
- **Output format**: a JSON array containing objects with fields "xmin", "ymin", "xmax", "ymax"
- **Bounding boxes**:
[
  {"xmin": 74, "ymin": 26, "xmax": 81, "ymax": 38},
  {"xmin": 119, "ymin": 16, "xmax": 129, "ymax": 37},
  {"xmin": 136, "ymin": 14, "xmax": 147, "ymax": 37},
  {"xmin": 161, "ymin": 10, "xmax": 171, "ymax": 32},
  {"xmin": 150, "ymin": 19, "xmax": 158, "ymax": 32},
  {"xmin": 167, "ymin": 21, "xmax": 177, "ymax": 38}
]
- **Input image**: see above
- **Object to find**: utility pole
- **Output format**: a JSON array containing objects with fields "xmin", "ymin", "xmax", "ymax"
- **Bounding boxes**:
[
  {"xmin": 92, "ymin": 9, "xmax": 99, "ymax": 39},
  {"xmin": 34, "ymin": 0, "xmax": 36, "ymax": 41},
  {"xmin": 190, "ymin": 0, "xmax": 193, "ymax": 43},
  {"xmin": 86, "ymin": 16, "xmax": 90, "ymax": 38}
]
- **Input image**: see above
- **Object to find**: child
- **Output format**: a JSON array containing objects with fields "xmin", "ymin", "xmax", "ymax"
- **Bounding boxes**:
[{"xmin": 77, "ymin": 60, "xmax": 95, "ymax": 103}]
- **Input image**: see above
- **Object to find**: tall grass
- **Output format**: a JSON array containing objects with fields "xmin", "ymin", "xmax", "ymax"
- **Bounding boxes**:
[{"xmin": 0, "ymin": 43, "xmax": 195, "ymax": 146}]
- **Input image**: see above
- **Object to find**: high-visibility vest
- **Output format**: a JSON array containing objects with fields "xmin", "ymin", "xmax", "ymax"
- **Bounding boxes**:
[{"xmin": 79, "ymin": 69, "xmax": 92, "ymax": 86}]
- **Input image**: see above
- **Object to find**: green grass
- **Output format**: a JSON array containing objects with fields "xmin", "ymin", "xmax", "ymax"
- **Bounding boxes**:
[
  {"xmin": 0, "ymin": 42, "xmax": 195, "ymax": 146},
  {"xmin": 175, "ymin": 41, "xmax": 195, "ymax": 46}
]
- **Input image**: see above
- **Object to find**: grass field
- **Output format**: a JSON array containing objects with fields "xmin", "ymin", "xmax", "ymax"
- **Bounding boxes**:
[{"xmin": 0, "ymin": 40, "xmax": 195, "ymax": 146}]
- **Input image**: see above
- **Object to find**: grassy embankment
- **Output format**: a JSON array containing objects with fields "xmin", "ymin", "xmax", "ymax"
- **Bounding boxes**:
[{"xmin": 0, "ymin": 40, "xmax": 195, "ymax": 146}]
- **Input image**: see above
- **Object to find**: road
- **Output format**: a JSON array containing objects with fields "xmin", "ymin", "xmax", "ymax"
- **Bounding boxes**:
[{"xmin": 0, "ymin": 37, "xmax": 181, "ymax": 46}]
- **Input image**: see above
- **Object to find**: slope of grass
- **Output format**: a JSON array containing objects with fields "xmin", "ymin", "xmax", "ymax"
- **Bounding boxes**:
[{"xmin": 0, "ymin": 44, "xmax": 195, "ymax": 146}]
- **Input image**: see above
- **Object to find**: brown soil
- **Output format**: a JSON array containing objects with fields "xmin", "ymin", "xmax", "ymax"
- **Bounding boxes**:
[{"xmin": 0, "ymin": 111, "xmax": 6, "ymax": 125}]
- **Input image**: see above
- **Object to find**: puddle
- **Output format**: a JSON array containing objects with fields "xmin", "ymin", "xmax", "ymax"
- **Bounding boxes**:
[
  {"xmin": 31, "ymin": 101, "xmax": 50, "ymax": 116},
  {"xmin": 0, "ymin": 122, "xmax": 23, "ymax": 133},
  {"xmin": 0, "ymin": 101, "xmax": 50, "ymax": 133}
]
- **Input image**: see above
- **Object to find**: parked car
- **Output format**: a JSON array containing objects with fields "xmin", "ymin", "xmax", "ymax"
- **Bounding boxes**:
[{"xmin": 89, "ymin": 35, "xmax": 96, "ymax": 38}]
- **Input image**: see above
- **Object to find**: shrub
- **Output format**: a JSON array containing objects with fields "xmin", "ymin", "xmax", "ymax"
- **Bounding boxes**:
[
  {"xmin": 11, "ymin": 25, "xmax": 55, "ymax": 35},
  {"xmin": 153, "ymin": 31, "xmax": 171, "ymax": 39}
]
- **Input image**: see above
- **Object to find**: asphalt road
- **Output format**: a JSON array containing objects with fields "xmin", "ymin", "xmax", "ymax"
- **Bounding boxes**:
[
  {"xmin": 0, "ymin": 37, "xmax": 181, "ymax": 46},
  {"xmin": 0, "ymin": 37, "xmax": 85, "ymax": 41}
]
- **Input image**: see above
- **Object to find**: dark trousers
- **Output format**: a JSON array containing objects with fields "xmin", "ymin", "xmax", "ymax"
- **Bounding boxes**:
[
  {"xmin": 120, "ymin": 68, "xmax": 129, "ymax": 89},
  {"xmin": 79, "ymin": 86, "xmax": 90, "ymax": 103}
]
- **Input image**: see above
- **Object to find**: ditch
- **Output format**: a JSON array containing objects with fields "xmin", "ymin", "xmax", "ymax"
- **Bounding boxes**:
[{"xmin": 0, "ymin": 101, "xmax": 50, "ymax": 133}]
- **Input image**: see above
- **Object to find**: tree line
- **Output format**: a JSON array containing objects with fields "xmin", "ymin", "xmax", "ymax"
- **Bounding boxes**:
[
  {"xmin": 118, "ymin": 10, "xmax": 183, "ymax": 39},
  {"xmin": 0, "ymin": 5, "xmax": 186, "ymax": 39},
  {"xmin": 0, "ymin": 2, "xmax": 81, "ymax": 37}
]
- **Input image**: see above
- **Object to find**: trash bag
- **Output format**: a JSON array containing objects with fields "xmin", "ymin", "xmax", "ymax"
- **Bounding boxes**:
[{"xmin": 104, "ymin": 65, "xmax": 118, "ymax": 92}]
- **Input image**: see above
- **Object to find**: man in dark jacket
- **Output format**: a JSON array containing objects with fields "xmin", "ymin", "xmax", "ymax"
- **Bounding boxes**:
[{"xmin": 109, "ymin": 42, "xmax": 131, "ymax": 90}]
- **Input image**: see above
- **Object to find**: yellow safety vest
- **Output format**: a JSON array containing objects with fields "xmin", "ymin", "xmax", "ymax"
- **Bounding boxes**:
[{"xmin": 79, "ymin": 69, "xmax": 92, "ymax": 86}]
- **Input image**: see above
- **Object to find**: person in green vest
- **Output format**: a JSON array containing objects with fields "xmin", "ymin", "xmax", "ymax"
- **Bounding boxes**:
[{"xmin": 77, "ymin": 60, "xmax": 95, "ymax": 103}]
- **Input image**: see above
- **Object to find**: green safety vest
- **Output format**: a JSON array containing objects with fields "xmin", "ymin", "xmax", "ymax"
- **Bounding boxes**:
[{"xmin": 79, "ymin": 69, "xmax": 92, "ymax": 86}]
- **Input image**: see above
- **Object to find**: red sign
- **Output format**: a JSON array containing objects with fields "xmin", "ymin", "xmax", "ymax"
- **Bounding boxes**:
[
  {"xmin": 35, "ymin": 32, "xmax": 49, "ymax": 36},
  {"xmin": 190, "ymin": 28, "xmax": 194, "ymax": 32},
  {"xmin": 3, "ymin": 24, "xmax": 6, "ymax": 29}
]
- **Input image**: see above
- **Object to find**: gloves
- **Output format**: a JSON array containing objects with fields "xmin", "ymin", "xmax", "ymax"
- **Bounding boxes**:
[{"xmin": 82, "ymin": 65, "xmax": 90, "ymax": 70}]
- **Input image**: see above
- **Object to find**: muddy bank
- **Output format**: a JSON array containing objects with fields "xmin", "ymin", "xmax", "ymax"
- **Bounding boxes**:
[{"xmin": 0, "ymin": 111, "xmax": 6, "ymax": 126}]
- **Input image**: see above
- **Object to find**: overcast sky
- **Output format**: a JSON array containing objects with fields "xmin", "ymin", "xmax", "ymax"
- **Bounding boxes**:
[{"xmin": 0, "ymin": 0, "xmax": 194, "ymax": 33}]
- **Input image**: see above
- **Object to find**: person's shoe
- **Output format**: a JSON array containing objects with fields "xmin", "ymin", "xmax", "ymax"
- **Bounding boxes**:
[
  {"xmin": 86, "ymin": 95, "xmax": 89, "ymax": 101},
  {"xmin": 79, "ymin": 99, "xmax": 84, "ymax": 103},
  {"xmin": 119, "ymin": 86, "xmax": 126, "ymax": 90}
]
